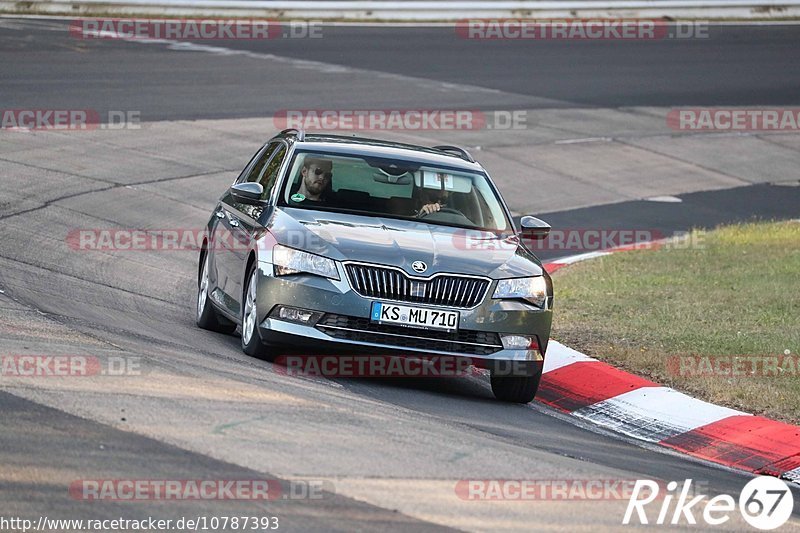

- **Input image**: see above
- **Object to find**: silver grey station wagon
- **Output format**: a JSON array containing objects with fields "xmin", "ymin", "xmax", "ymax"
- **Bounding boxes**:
[{"xmin": 196, "ymin": 129, "xmax": 553, "ymax": 402}]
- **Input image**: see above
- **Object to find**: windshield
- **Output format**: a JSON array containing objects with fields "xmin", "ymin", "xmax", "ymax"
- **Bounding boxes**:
[{"xmin": 278, "ymin": 150, "xmax": 511, "ymax": 231}]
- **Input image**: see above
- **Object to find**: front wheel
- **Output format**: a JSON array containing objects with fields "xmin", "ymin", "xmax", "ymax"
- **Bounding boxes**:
[
  {"xmin": 196, "ymin": 252, "xmax": 236, "ymax": 334},
  {"xmin": 241, "ymin": 266, "xmax": 274, "ymax": 360},
  {"xmin": 490, "ymin": 370, "xmax": 542, "ymax": 403}
]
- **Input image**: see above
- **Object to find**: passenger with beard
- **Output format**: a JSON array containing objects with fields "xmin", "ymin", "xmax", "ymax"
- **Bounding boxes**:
[{"xmin": 290, "ymin": 157, "xmax": 333, "ymax": 206}]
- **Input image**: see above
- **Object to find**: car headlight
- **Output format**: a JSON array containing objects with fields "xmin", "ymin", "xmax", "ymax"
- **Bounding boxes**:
[
  {"xmin": 493, "ymin": 277, "xmax": 548, "ymax": 308},
  {"xmin": 273, "ymin": 245, "xmax": 339, "ymax": 280}
]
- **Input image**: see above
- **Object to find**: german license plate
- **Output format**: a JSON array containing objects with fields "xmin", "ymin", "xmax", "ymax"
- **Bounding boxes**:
[{"xmin": 370, "ymin": 302, "xmax": 459, "ymax": 331}]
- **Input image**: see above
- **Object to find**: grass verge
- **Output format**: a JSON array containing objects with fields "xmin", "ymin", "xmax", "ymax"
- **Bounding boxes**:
[{"xmin": 552, "ymin": 220, "xmax": 800, "ymax": 424}]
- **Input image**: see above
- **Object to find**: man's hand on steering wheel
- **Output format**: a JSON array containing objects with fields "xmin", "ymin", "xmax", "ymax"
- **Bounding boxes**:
[
  {"xmin": 417, "ymin": 204, "xmax": 464, "ymax": 219},
  {"xmin": 417, "ymin": 202, "xmax": 442, "ymax": 217}
]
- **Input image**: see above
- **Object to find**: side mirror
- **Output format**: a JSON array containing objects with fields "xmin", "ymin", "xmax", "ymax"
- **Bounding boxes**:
[
  {"xmin": 519, "ymin": 216, "xmax": 551, "ymax": 241},
  {"xmin": 230, "ymin": 182, "xmax": 265, "ymax": 205}
]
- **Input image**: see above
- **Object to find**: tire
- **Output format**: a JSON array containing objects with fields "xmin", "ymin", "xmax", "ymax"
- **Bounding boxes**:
[
  {"xmin": 196, "ymin": 251, "xmax": 236, "ymax": 334},
  {"xmin": 490, "ymin": 370, "xmax": 542, "ymax": 403},
  {"xmin": 241, "ymin": 265, "xmax": 274, "ymax": 361}
]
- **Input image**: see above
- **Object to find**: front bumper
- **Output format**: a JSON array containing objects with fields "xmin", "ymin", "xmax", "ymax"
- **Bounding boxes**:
[{"xmin": 254, "ymin": 260, "xmax": 552, "ymax": 365}]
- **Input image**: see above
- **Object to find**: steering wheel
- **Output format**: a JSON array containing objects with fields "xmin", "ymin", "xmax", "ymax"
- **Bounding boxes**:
[
  {"xmin": 419, "ymin": 207, "xmax": 475, "ymax": 226},
  {"xmin": 419, "ymin": 207, "xmax": 462, "ymax": 218}
]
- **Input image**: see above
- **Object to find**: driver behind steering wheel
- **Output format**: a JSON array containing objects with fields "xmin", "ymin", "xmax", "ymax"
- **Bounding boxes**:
[{"xmin": 415, "ymin": 186, "xmax": 451, "ymax": 218}]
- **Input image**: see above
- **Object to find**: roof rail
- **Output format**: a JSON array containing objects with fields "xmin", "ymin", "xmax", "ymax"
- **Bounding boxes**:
[
  {"xmin": 432, "ymin": 145, "xmax": 475, "ymax": 163},
  {"xmin": 279, "ymin": 128, "xmax": 305, "ymax": 141}
]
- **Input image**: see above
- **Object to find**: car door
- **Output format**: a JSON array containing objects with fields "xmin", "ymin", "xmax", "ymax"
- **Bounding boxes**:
[
  {"xmin": 212, "ymin": 141, "xmax": 288, "ymax": 318},
  {"xmin": 210, "ymin": 142, "xmax": 278, "ymax": 317}
]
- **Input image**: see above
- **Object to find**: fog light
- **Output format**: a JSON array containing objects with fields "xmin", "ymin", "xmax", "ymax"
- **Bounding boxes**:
[
  {"xmin": 272, "ymin": 306, "xmax": 322, "ymax": 324},
  {"xmin": 500, "ymin": 334, "xmax": 543, "ymax": 360},
  {"xmin": 501, "ymin": 335, "xmax": 538, "ymax": 350}
]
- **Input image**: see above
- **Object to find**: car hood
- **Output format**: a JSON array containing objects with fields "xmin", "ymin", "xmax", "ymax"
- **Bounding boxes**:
[{"xmin": 267, "ymin": 207, "xmax": 544, "ymax": 279}]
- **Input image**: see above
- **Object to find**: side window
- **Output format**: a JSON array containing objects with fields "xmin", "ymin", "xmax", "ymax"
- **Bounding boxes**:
[
  {"xmin": 256, "ymin": 144, "xmax": 288, "ymax": 200},
  {"xmin": 234, "ymin": 147, "xmax": 262, "ymax": 184},
  {"xmin": 241, "ymin": 142, "xmax": 280, "ymax": 184}
]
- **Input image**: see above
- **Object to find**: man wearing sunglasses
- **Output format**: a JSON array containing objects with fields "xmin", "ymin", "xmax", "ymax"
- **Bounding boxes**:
[{"xmin": 294, "ymin": 157, "xmax": 333, "ymax": 204}]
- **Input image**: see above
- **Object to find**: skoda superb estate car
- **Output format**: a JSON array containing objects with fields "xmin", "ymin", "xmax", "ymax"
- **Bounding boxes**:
[{"xmin": 196, "ymin": 129, "xmax": 554, "ymax": 402}]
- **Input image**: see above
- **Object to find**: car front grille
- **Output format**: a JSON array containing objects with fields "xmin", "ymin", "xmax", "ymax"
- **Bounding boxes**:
[
  {"xmin": 345, "ymin": 263, "xmax": 490, "ymax": 309},
  {"xmin": 316, "ymin": 314, "xmax": 503, "ymax": 356}
]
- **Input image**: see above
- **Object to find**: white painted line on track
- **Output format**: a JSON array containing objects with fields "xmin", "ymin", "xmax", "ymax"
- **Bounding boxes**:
[
  {"xmin": 645, "ymin": 195, "xmax": 683, "ymax": 202},
  {"xmin": 554, "ymin": 137, "xmax": 613, "ymax": 145},
  {"xmin": 549, "ymin": 250, "xmax": 613, "ymax": 265},
  {"xmin": 572, "ymin": 386, "xmax": 749, "ymax": 443},
  {"xmin": 784, "ymin": 467, "xmax": 800, "ymax": 483}
]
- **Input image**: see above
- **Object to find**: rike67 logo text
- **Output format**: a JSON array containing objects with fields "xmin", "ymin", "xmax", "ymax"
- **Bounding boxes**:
[{"xmin": 624, "ymin": 477, "xmax": 794, "ymax": 530}]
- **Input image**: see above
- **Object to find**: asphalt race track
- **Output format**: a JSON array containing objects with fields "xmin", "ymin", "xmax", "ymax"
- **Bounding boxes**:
[
  {"xmin": 2, "ymin": 21, "xmax": 800, "ymax": 120},
  {"xmin": 1, "ymin": 17, "xmax": 800, "ymax": 532}
]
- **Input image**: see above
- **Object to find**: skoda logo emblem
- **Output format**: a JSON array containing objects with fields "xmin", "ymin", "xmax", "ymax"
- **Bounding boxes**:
[{"xmin": 411, "ymin": 261, "xmax": 427, "ymax": 273}]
